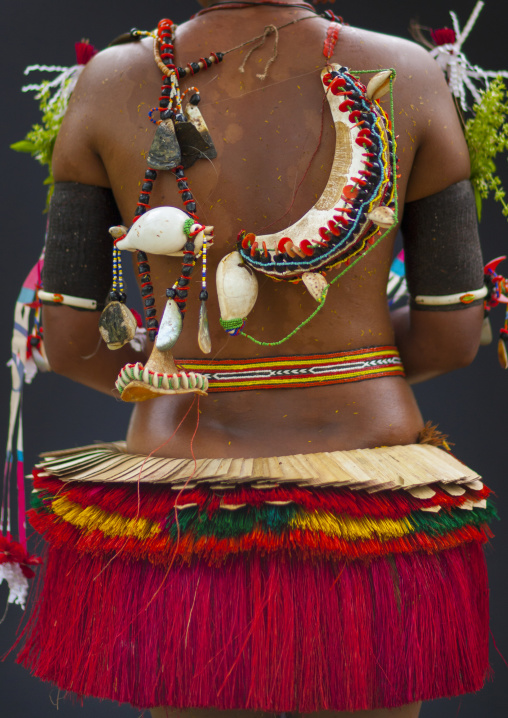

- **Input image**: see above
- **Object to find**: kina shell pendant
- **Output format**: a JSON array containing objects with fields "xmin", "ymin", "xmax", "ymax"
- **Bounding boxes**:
[
  {"xmin": 99, "ymin": 301, "xmax": 137, "ymax": 350},
  {"xmin": 216, "ymin": 251, "xmax": 258, "ymax": 331},
  {"xmin": 113, "ymin": 206, "xmax": 208, "ymax": 256}
]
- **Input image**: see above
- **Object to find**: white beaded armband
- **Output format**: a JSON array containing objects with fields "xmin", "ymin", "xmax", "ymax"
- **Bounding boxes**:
[
  {"xmin": 38, "ymin": 290, "xmax": 98, "ymax": 311},
  {"xmin": 413, "ymin": 286, "xmax": 487, "ymax": 307}
]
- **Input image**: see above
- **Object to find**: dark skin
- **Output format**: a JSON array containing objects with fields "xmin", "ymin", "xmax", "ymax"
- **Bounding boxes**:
[{"xmin": 42, "ymin": 3, "xmax": 482, "ymax": 714}]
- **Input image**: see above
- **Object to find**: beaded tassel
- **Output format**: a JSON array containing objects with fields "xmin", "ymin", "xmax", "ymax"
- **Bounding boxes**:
[
  {"xmin": 198, "ymin": 237, "xmax": 211, "ymax": 353},
  {"xmin": 111, "ymin": 247, "xmax": 125, "ymax": 300},
  {"xmin": 323, "ymin": 21, "xmax": 341, "ymax": 60}
]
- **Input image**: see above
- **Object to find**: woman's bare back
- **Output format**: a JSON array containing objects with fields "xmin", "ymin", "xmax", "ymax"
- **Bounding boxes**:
[{"xmin": 51, "ymin": 4, "xmax": 473, "ymax": 458}]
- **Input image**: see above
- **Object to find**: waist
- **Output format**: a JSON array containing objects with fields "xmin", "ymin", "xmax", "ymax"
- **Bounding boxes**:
[
  {"xmin": 176, "ymin": 345, "xmax": 404, "ymax": 392},
  {"xmin": 36, "ymin": 441, "xmax": 480, "ymax": 490}
]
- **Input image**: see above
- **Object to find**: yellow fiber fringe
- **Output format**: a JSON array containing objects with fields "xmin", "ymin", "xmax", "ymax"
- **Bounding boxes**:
[{"xmin": 52, "ymin": 497, "xmax": 161, "ymax": 540}]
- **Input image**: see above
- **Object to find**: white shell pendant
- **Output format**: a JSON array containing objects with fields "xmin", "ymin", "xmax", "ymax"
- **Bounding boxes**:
[
  {"xmin": 156, "ymin": 299, "xmax": 183, "ymax": 351},
  {"xmin": 114, "ymin": 207, "xmax": 195, "ymax": 256},
  {"xmin": 198, "ymin": 301, "xmax": 212, "ymax": 354},
  {"xmin": 366, "ymin": 206, "xmax": 396, "ymax": 229},
  {"xmin": 366, "ymin": 70, "xmax": 393, "ymax": 101},
  {"xmin": 217, "ymin": 251, "xmax": 258, "ymax": 334},
  {"xmin": 302, "ymin": 272, "xmax": 329, "ymax": 302}
]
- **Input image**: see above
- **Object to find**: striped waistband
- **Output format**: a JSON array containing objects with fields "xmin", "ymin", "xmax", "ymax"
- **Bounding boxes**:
[{"xmin": 178, "ymin": 345, "xmax": 404, "ymax": 392}]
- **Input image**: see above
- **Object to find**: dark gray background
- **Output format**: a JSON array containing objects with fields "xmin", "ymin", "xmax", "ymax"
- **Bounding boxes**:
[{"xmin": 1, "ymin": 1, "xmax": 507, "ymax": 716}]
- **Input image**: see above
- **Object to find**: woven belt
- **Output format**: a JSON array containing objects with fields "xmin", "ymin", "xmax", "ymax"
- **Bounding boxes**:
[{"xmin": 178, "ymin": 345, "xmax": 405, "ymax": 392}]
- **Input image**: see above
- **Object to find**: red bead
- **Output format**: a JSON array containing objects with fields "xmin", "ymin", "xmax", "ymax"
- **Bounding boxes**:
[
  {"xmin": 158, "ymin": 18, "xmax": 173, "ymax": 31},
  {"xmin": 299, "ymin": 240, "xmax": 314, "ymax": 256},
  {"xmin": 327, "ymin": 220, "xmax": 341, "ymax": 235},
  {"xmin": 349, "ymin": 110, "xmax": 363, "ymax": 122},
  {"xmin": 329, "ymin": 77, "xmax": 346, "ymax": 95},
  {"xmin": 339, "ymin": 99, "xmax": 355, "ymax": 112},
  {"xmin": 342, "ymin": 185, "xmax": 359, "ymax": 200},
  {"xmin": 242, "ymin": 232, "xmax": 256, "ymax": 249},
  {"xmin": 278, "ymin": 237, "xmax": 292, "ymax": 253}
]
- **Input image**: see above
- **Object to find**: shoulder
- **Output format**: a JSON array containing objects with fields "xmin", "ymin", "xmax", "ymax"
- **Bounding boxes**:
[
  {"xmin": 52, "ymin": 38, "xmax": 157, "ymax": 185},
  {"xmin": 337, "ymin": 25, "xmax": 469, "ymax": 198},
  {"xmin": 340, "ymin": 25, "xmax": 447, "ymax": 86},
  {"xmin": 68, "ymin": 37, "xmax": 156, "ymax": 103}
]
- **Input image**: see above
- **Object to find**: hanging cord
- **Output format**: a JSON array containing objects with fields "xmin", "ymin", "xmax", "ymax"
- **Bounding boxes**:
[
  {"xmin": 225, "ymin": 12, "xmax": 317, "ymax": 56},
  {"xmin": 238, "ymin": 24, "xmax": 280, "ymax": 79}
]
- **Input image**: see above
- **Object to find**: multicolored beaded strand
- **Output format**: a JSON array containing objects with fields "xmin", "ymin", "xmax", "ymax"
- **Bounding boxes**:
[{"xmin": 110, "ymin": 247, "xmax": 125, "ymax": 303}]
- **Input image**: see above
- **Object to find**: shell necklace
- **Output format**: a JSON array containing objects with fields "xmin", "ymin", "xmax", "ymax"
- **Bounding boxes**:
[{"xmin": 105, "ymin": 14, "xmax": 398, "ymax": 403}]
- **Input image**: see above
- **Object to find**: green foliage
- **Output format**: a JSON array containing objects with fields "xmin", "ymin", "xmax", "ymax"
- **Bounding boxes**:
[
  {"xmin": 10, "ymin": 77, "xmax": 73, "ymax": 208},
  {"xmin": 465, "ymin": 77, "xmax": 508, "ymax": 221}
]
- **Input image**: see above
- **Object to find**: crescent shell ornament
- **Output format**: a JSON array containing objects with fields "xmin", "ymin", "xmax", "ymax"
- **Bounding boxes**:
[{"xmin": 236, "ymin": 64, "xmax": 396, "ymax": 279}]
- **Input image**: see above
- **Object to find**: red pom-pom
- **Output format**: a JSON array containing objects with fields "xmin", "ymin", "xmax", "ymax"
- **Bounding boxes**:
[
  {"xmin": 0, "ymin": 532, "xmax": 42, "ymax": 576},
  {"xmin": 75, "ymin": 41, "xmax": 98, "ymax": 65},
  {"xmin": 430, "ymin": 27, "xmax": 456, "ymax": 46},
  {"xmin": 130, "ymin": 309, "xmax": 143, "ymax": 328}
]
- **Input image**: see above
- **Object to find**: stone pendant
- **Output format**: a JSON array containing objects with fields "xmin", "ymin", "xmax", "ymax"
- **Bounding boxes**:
[
  {"xmin": 174, "ymin": 119, "xmax": 211, "ymax": 169},
  {"xmin": 175, "ymin": 104, "xmax": 217, "ymax": 169},
  {"xmin": 99, "ymin": 301, "xmax": 137, "ymax": 350},
  {"xmin": 185, "ymin": 104, "xmax": 217, "ymax": 161},
  {"xmin": 198, "ymin": 300, "xmax": 212, "ymax": 354},
  {"xmin": 147, "ymin": 119, "xmax": 182, "ymax": 170},
  {"xmin": 156, "ymin": 298, "xmax": 183, "ymax": 352}
]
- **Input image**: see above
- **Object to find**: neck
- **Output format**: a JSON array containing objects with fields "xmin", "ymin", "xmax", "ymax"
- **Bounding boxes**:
[{"xmin": 200, "ymin": 1, "xmax": 315, "ymax": 8}]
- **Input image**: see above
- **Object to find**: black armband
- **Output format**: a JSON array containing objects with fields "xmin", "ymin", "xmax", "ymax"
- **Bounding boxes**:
[
  {"xmin": 401, "ymin": 179, "xmax": 485, "ymax": 311},
  {"xmin": 42, "ymin": 182, "xmax": 122, "ymax": 310}
]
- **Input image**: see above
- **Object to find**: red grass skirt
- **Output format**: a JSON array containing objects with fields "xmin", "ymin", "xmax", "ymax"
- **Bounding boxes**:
[{"xmin": 17, "ymin": 470, "xmax": 492, "ymax": 711}]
